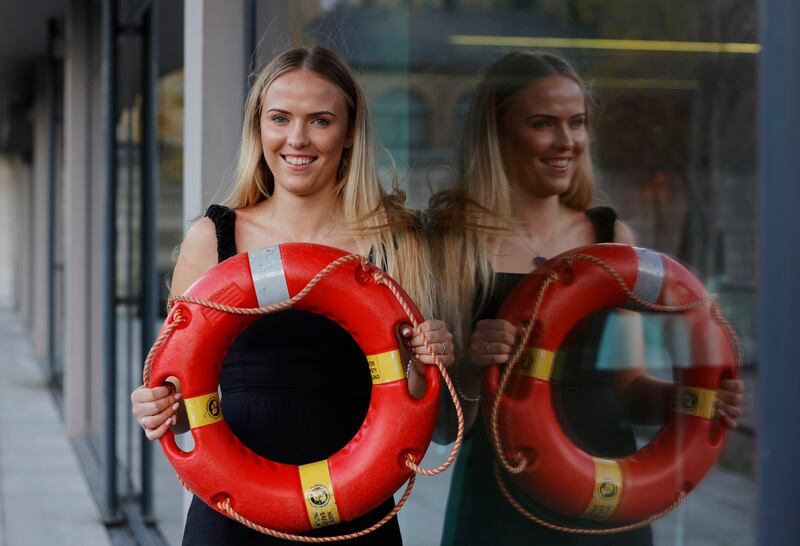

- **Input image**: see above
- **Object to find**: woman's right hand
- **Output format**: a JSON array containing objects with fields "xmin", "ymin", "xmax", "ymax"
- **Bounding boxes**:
[
  {"xmin": 468, "ymin": 319, "xmax": 520, "ymax": 370},
  {"xmin": 131, "ymin": 384, "xmax": 182, "ymax": 441},
  {"xmin": 453, "ymin": 319, "xmax": 522, "ymax": 421}
]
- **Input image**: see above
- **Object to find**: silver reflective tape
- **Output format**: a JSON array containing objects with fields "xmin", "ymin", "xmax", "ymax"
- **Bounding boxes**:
[
  {"xmin": 248, "ymin": 246, "xmax": 290, "ymax": 307},
  {"xmin": 631, "ymin": 248, "xmax": 665, "ymax": 306}
]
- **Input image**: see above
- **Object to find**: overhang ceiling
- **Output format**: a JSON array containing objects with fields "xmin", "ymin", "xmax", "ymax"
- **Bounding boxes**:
[{"xmin": 0, "ymin": 0, "xmax": 65, "ymax": 111}]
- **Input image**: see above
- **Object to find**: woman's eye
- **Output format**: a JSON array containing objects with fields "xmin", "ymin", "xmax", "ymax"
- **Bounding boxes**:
[
  {"xmin": 311, "ymin": 118, "xmax": 330, "ymax": 127},
  {"xmin": 271, "ymin": 115, "xmax": 288, "ymax": 124},
  {"xmin": 570, "ymin": 118, "xmax": 587, "ymax": 128},
  {"xmin": 532, "ymin": 120, "xmax": 550, "ymax": 129}
]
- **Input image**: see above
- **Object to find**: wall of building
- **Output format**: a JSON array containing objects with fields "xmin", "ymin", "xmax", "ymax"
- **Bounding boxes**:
[{"xmin": 0, "ymin": 157, "xmax": 19, "ymax": 308}]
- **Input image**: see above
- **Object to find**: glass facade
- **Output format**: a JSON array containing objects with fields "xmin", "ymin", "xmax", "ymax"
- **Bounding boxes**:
[
  {"xmin": 244, "ymin": 2, "xmax": 757, "ymax": 545},
  {"xmin": 15, "ymin": 0, "xmax": 764, "ymax": 544}
]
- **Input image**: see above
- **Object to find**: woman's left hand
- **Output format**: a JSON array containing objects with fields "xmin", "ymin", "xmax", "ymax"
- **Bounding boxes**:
[
  {"xmin": 717, "ymin": 378, "xmax": 745, "ymax": 429},
  {"xmin": 402, "ymin": 320, "xmax": 455, "ymax": 373}
]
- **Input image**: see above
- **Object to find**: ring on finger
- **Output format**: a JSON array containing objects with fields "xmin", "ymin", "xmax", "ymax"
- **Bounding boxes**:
[
  {"xmin": 440, "ymin": 342, "xmax": 448, "ymax": 355},
  {"xmin": 485, "ymin": 342, "xmax": 493, "ymax": 354}
]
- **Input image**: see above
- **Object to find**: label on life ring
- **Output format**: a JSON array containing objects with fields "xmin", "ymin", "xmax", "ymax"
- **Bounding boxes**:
[
  {"xmin": 367, "ymin": 349, "xmax": 406, "ymax": 384},
  {"xmin": 512, "ymin": 347, "xmax": 556, "ymax": 381},
  {"xmin": 674, "ymin": 386, "xmax": 717, "ymax": 420},
  {"xmin": 299, "ymin": 460, "xmax": 341, "ymax": 528},
  {"xmin": 184, "ymin": 392, "xmax": 224, "ymax": 429},
  {"xmin": 580, "ymin": 458, "xmax": 623, "ymax": 521}
]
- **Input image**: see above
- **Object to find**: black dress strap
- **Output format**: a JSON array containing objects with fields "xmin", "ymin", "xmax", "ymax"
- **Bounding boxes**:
[
  {"xmin": 204, "ymin": 204, "xmax": 237, "ymax": 263},
  {"xmin": 584, "ymin": 206, "xmax": 618, "ymax": 243}
]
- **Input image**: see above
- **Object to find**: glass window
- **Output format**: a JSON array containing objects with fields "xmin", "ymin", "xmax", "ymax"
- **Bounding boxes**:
[{"xmin": 149, "ymin": 3, "xmax": 759, "ymax": 545}]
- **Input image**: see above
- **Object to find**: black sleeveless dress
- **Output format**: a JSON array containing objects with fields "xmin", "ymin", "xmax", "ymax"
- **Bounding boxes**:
[
  {"xmin": 440, "ymin": 207, "xmax": 653, "ymax": 546},
  {"xmin": 182, "ymin": 205, "xmax": 402, "ymax": 546}
]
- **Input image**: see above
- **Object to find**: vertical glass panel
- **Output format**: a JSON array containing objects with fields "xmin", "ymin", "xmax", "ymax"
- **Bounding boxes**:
[
  {"xmin": 88, "ymin": 0, "xmax": 104, "ymax": 458},
  {"xmin": 114, "ymin": 51, "xmax": 144, "ymax": 501},
  {"xmin": 153, "ymin": 65, "xmax": 186, "ymax": 546},
  {"xmin": 411, "ymin": 1, "xmax": 757, "ymax": 546},
  {"xmin": 152, "ymin": 2, "xmax": 185, "ymax": 543},
  {"xmin": 52, "ymin": 54, "xmax": 67, "ymax": 397}
]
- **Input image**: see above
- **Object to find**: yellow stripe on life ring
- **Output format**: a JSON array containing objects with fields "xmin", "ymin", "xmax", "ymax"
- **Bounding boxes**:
[
  {"xmin": 674, "ymin": 386, "xmax": 717, "ymax": 420},
  {"xmin": 184, "ymin": 392, "xmax": 224, "ymax": 429},
  {"xmin": 367, "ymin": 349, "xmax": 406, "ymax": 385},
  {"xmin": 580, "ymin": 458, "xmax": 623, "ymax": 521},
  {"xmin": 298, "ymin": 460, "xmax": 341, "ymax": 529},
  {"xmin": 512, "ymin": 348, "xmax": 556, "ymax": 381}
]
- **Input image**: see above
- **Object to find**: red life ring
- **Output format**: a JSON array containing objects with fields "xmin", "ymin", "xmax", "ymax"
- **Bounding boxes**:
[
  {"xmin": 483, "ymin": 243, "xmax": 737, "ymax": 524},
  {"xmin": 147, "ymin": 243, "xmax": 441, "ymax": 532}
]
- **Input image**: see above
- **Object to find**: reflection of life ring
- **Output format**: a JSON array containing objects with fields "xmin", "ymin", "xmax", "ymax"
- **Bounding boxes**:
[
  {"xmin": 483, "ymin": 243, "xmax": 737, "ymax": 524},
  {"xmin": 147, "ymin": 243, "xmax": 441, "ymax": 533}
]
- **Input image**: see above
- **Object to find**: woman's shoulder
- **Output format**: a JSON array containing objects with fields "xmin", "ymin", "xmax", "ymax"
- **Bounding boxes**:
[
  {"xmin": 613, "ymin": 219, "xmax": 636, "ymax": 244},
  {"xmin": 180, "ymin": 216, "xmax": 219, "ymax": 269},
  {"xmin": 170, "ymin": 216, "xmax": 219, "ymax": 296}
]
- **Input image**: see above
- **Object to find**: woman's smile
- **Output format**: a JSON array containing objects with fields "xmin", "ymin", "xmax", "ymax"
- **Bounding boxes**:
[{"xmin": 282, "ymin": 154, "xmax": 318, "ymax": 169}]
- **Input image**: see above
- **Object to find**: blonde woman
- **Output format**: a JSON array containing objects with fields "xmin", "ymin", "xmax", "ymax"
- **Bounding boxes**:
[
  {"xmin": 131, "ymin": 46, "xmax": 453, "ymax": 545},
  {"xmin": 430, "ymin": 51, "xmax": 744, "ymax": 545}
]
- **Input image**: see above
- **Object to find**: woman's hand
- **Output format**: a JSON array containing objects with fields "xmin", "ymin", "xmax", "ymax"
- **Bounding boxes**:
[
  {"xmin": 402, "ymin": 319, "xmax": 455, "ymax": 374},
  {"xmin": 468, "ymin": 319, "xmax": 520, "ymax": 370},
  {"xmin": 717, "ymin": 378, "xmax": 745, "ymax": 429},
  {"xmin": 131, "ymin": 384, "xmax": 182, "ymax": 441}
]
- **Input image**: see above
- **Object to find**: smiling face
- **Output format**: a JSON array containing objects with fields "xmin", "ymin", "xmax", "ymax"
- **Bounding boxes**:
[
  {"xmin": 259, "ymin": 68, "xmax": 353, "ymax": 198},
  {"xmin": 499, "ymin": 75, "xmax": 589, "ymax": 199}
]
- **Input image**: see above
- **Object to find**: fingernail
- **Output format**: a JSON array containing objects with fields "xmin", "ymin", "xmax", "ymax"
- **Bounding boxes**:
[
  {"xmin": 172, "ymin": 402, "xmax": 180, "ymax": 410},
  {"xmin": 171, "ymin": 415, "xmax": 177, "ymax": 426},
  {"xmin": 174, "ymin": 393, "xmax": 182, "ymax": 400},
  {"xmin": 402, "ymin": 327, "xmax": 412, "ymax": 337}
]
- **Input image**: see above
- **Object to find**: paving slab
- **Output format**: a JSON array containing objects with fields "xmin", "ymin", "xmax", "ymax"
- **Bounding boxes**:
[{"xmin": 0, "ymin": 308, "xmax": 111, "ymax": 546}]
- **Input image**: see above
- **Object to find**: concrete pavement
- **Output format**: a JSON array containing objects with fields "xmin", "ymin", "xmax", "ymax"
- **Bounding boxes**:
[{"xmin": 0, "ymin": 308, "xmax": 111, "ymax": 546}]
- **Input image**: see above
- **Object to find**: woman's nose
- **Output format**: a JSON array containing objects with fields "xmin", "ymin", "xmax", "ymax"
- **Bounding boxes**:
[
  {"xmin": 287, "ymin": 122, "xmax": 309, "ymax": 148},
  {"xmin": 553, "ymin": 125, "xmax": 574, "ymax": 150}
]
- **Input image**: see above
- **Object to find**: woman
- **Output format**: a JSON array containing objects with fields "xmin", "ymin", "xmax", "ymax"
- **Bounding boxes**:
[
  {"xmin": 131, "ymin": 46, "xmax": 454, "ymax": 545},
  {"xmin": 429, "ymin": 51, "xmax": 744, "ymax": 545}
]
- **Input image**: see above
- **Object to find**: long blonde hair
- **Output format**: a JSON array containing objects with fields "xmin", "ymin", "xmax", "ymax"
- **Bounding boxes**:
[
  {"xmin": 429, "ymin": 50, "xmax": 596, "ymax": 346},
  {"xmin": 223, "ymin": 46, "xmax": 433, "ymax": 316}
]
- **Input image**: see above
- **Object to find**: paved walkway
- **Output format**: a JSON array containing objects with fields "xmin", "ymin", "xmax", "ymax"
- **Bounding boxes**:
[{"xmin": 0, "ymin": 308, "xmax": 111, "ymax": 546}]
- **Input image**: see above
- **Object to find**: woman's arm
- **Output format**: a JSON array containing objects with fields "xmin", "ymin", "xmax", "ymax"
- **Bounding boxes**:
[
  {"xmin": 170, "ymin": 217, "xmax": 219, "ymax": 296},
  {"xmin": 131, "ymin": 217, "xmax": 219, "ymax": 439}
]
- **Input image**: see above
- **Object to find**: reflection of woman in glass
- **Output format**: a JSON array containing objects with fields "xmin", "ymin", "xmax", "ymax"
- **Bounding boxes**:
[
  {"xmin": 130, "ymin": 46, "xmax": 454, "ymax": 545},
  {"xmin": 430, "ymin": 51, "xmax": 743, "ymax": 545}
]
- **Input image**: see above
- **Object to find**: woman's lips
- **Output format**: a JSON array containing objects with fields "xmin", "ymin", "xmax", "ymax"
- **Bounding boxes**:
[{"xmin": 282, "ymin": 154, "xmax": 317, "ymax": 170}]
